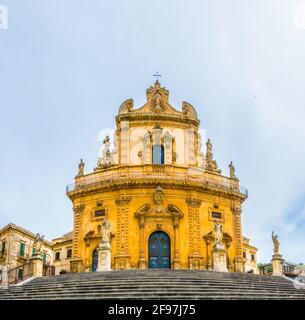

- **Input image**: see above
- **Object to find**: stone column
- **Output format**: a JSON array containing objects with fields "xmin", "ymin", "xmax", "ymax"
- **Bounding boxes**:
[
  {"xmin": 186, "ymin": 128, "xmax": 195, "ymax": 165},
  {"xmin": 139, "ymin": 217, "xmax": 146, "ymax": 269},
  {"xmin": 72, "ymin": 204, "xmax": 85, "ymax": 258},
  {"xmin": 232, "ymin": 204, "xmax": 244, "ymax": 272},
  {"xmin": 205, "ymin": 237, "xmax": 213, "ymax": 270},
  {"xmin": 30, "ymin": 253, "xmax": 43, "ymax": 277},
  {"xmin": 97, "ymin": 220, "xmax": 112, "ymax": 272},
  {"xmin": 272, "ymin": 254, "xmax": 284, "ymax": 276},
  {"xmin": 84, "ymin": 239, "xmax": 90, "ymax": 272},
  {"xmin": 120, "ymin": 121, "xmax": 130, "ymax": 164},
  {"xmin": 173, "ymin": 218, "xmax": 180, "ymax": 269}
]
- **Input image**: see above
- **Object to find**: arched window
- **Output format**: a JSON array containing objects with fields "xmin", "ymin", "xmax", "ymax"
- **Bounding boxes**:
[
  {"xmin": 152, "ymin": 144, "xmax": 164, "ymax": 164},
  {"xmin": 92, "ymin": 249, "xmax": 98, "ymax": 272}
]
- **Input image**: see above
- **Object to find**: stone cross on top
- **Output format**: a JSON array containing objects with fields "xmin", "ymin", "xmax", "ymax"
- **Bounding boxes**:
[{"xmin": 153, "ymin": 72, "xmax": 162, "ymax": 83}]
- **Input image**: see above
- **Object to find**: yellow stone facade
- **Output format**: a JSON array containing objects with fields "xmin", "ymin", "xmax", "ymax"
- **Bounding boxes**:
[{"xmin": 66, "ymin": 81, "xmax": 254, "ymax": 273}]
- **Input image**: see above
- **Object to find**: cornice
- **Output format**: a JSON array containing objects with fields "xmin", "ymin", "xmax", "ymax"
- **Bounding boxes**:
[{"xmin": 67, "ymin": 177, "xmax": 247, "ymax": 202}]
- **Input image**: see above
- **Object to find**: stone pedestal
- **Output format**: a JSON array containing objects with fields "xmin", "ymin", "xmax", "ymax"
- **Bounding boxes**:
[
  {"xmin": 212, "ymin": 244, "xmax": 228, "ymax": 272},
  {"xmin": 30, "ymin": 253, "xmax": 43, "ymax": 277},
  {"xmin": 234, "ymin": 257, "xmax": 245, "ymax": 273},
  {"xmin": 97, "ymin": 242, "xmax": 112, "ymax": 272},
  {"xmin": 70, "ymin": 258, "xmax": 83, "ymax": 273},
  {"xmin": 0, "ymin": 266, "xmax": 8, "ymax": 287},
  {"xmin": 139, "ymin": 259, "xmax": 146, "ymax": 269},
  {"xmin": 272, "ymin": 254, "xmax": 284, "ymax": 276}
]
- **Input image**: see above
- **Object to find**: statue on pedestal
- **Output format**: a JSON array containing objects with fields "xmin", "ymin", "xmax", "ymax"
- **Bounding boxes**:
[
  {"xmin": 212, "ymin": 223, "xmax": 228, "ymax": 272},
  {"xmin": 271, "ymin": 231, "xmax": 283, "ymax": 276},
  {"xmin": 272, "ymin": 231, "xmax": 280, "ymax": 254},
  {"xmin": 97, "ymin": 218, "xmax": 112, "ymax": 271},
  {"xmin": 33, "ymin": 233, "xmax": 44, "ymax": 254}
]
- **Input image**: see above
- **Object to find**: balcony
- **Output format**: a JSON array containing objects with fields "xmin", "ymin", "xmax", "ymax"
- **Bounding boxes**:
[
  {"xmin": 66, "ymin": 164, "xmax": 248, "ymax": 200},
  {"xmin": 17, "ymin": 253, "xmax": 29, "ymax": 263}
]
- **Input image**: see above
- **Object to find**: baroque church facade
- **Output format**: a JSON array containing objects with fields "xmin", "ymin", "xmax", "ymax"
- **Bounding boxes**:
[{"xmin": 66, "ymin": 81, "xmax": 256, "ymax": 273}]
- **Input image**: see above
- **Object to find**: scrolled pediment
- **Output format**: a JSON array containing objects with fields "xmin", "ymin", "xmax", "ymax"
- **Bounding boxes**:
[
  {"xmin": 118, "ymin": 99, "xmax": 134, "ymax": 114},
  {"xmin": 134, "ymin": 203, "xmax": 183, "ymax": 219}
]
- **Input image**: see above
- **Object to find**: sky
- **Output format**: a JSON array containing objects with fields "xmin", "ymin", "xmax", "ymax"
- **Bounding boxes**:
[{"xmin": 0, "ymin": 0, "xmax": 305, "ymax": 264}]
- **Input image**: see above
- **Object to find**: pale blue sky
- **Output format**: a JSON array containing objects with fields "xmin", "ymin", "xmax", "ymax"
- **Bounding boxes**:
[{"xmin": 1, "ymin": 0, "xmax": 305, "ymax": 263}]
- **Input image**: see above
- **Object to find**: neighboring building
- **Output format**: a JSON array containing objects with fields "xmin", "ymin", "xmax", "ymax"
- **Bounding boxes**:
[
  {"xmin": 52, "ymin": 231, "xmax": 73, "ymax": 275},
  {"xmin": 66, "ymin": 80, "xmax": 257, "ymax": 273},
  {"xmin": 259, "ymin": 260, "xmax": 297, "ymax": 277},
  {"xmin": 0, "ymin": 223, "xmax": 53, "ymax": 285},
  {"xmin": 294, "ymin": 264, "xmax": 305, "ymax": 275},
  {"xmin": 242, "ymin": 237, "xmax": 258, "ymax": 274}
]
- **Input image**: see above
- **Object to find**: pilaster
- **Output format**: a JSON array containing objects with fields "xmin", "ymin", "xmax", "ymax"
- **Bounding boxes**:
[
  {"xmin": 186, "ymin": 197, "xmax": 203, "ymax": 269},
  {"xmin": 115, "ymin": 196, "xmax": 132, "ymax": 269}
]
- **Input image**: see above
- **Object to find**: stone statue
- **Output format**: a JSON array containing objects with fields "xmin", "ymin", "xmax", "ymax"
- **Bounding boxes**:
[
  {"xmin": 205, "ymin": 139, "xmax": 222, "ymax": 174},
  {"xmin": 229, "ymin": 161, "xmax": 237, "ymax": 179},
  {"xmin": 33, "ymin": 233, "xmax": 44, "ymax": 254},
  {"xmin": 214, "ymin": 224, "xmax": 223, "ymax": 245},
  {"xmin": 206, "ymin": 139, "xmax": 213, "ymax": 159},
  {"xmin": 96, "ymin": 136, "xmax": 114, "ymax": 169},
  {"xmin": 101, "ymin": 219, "xmax": 111, "ymax": 243},
  {"xmin": 272, "ymin": 231, "xmax": 280, "ymax": 254},
  {"xmin": 97, "ymin": 218, "xmax": 112, "ymax": 271},
  {"xmin": 77, "ymin": 159, "xmax": 85, "ymax": 176},
  {"xmin": 103, "ymin": 136, "xmax": 111, "ymax": 157}
]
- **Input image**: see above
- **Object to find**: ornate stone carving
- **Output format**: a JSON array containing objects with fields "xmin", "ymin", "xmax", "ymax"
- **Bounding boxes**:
[
  {"xmin": 186, "ymin": 198, "xmax": 202, "ymax": 208},
  {"xmin": 153, "ymin": 186, "xmax": 164, "ymax": 213},
  {"xmin": 232, "ymin": 205, "xmax": 241, "ymax": 216},
  {"xmin": 115, "ymin": 196, "xmax": 132, "ymax": 207},
  {"xmin": 73, "ymin": 204, "xmax": 85, "ymax": 214}
]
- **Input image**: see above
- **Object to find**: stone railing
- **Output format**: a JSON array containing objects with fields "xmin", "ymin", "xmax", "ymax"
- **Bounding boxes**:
[{"xmin": 66, "ymin": 164, "xmax": 248, "ymax": 199}]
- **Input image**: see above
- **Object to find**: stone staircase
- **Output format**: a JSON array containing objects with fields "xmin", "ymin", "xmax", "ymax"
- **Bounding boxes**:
[{"xmin": 1, "ymin": 270, "xmax": 305, "ymax": 300}]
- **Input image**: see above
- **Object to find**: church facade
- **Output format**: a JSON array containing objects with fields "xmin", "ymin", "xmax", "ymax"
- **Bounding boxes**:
[{"xmin": 66, "ymin": 81, "xmax": 256, "ymax": 273}]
